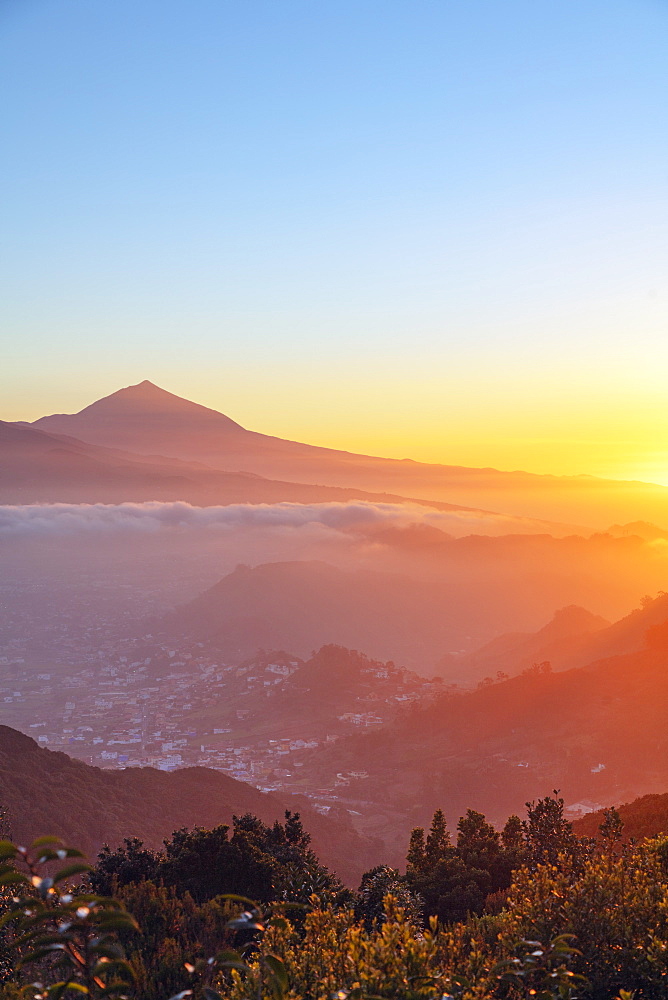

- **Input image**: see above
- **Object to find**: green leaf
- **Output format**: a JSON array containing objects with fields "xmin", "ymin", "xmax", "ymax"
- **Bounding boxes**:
[
  {"xmin": 51, "ymin": 984, "xmax": 89, "ymax": 997},
  {"xmin": 91, "ymin": 942, "xmax": 123, "ymax": 958},
  {"xmin": 218, "ymin": 957, "xmax": 251, "ymax": 973},
  {"xmin": 18, "ymin": 945, "xmax": 67, "ymax": 966},
  {"xmin": 53, "ymin": 863, "xmax": 93, "ymax": 883},
  {"xmin": 215, "ymin": 949, "xmax": 245, "ymax": 964},
  {"xmin": 94, "ymin": 913, "xmax": 139, "ymax": 932},
  {"xmin": 31, "ymin": 836, "xmax": 64, "ymax": 848},
  {"xmin": 0, "ymin": 840, "xmax": 17, "ymax": 860},
  {"xmin": 46, "ymin": 982, "xmax": 87, "ymax": 999},
  {"xmin": 0, "ymin": 870, "xmax": 28, "ymax": 885},
  {"xmin": 94, "ymin": 958, "xmax": 135, "ymax": 981},
  {"xmin": 264, "ymin": 953, "xmax": 288, "ymax": 998},
  {"xmin": 0, "ymin": 910, "xmax": 20, "ymax": 930},
  {"xmin": 39, "ymin": 849, "xmax": 71, "ymax": 865}
]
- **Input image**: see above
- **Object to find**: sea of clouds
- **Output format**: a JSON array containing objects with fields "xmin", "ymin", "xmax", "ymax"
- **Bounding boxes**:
[{"xmin": 0, "ymin": 500, "xmax": 557, "ymax": 540}]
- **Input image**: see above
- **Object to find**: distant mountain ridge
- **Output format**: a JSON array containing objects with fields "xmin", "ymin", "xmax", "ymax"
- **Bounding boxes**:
[
  {"xmin": 33, "ymin": 380, "xmax": 246, "ymax": 442},
  {"xmin": 167, "ymin": 559, "xmax": 502, "ymax": 673},
  {"xmin": 167, "ymin": 537, "xmax": 668, "ymax": 679},
  {"xmin": 440, "ymin": 605, "xmax": 611, "ymax": 679},
  {"xmin": 26, "ymin": 381, "xmax": 668, "ymax": 526},
  {"xmin": 0, "ymin": 418, "xmax": 487, "ymax": 512},
  {"xmin": 452, "ymin": 592, "xmax": 668, "ymax": 679}
]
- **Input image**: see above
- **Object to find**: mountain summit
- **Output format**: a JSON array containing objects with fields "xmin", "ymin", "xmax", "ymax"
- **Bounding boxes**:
[
  {"xmin": 32, "ymin": 379, "xmax": 263, "ymax": 466},
  {"xmin": 31, "ymin": 379, "xmax": 386, "ymax": 478},
  {"xmin": 33, "ymin": 380, "xmax": 245, "ymax": 441}
]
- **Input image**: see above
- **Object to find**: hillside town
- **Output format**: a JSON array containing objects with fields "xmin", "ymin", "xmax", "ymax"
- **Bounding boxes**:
[{"xmin": 0, "ymin": 576, "xmax": 444, "ymax": 813}]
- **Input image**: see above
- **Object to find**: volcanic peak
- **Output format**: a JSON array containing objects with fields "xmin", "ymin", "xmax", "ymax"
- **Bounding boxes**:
[{"xmin": 33, "ymin": 380, "xmax": 246, "ymax": 433}]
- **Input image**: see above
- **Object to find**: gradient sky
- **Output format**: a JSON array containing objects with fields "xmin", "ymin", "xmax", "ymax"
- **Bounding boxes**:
[{"xmin": 2, "ymin": 0, "xmax": 667, "ymax": 481}]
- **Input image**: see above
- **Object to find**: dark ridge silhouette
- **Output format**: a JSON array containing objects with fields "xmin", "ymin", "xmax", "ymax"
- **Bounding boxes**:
[{"xmin": 0, "ymin": 725, "xmax": 376, "ymax": 886}]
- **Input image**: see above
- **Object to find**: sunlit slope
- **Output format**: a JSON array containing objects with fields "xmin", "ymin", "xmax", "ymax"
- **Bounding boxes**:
[
  {"xmin": 31, "ymin": 381, "xmax": 668, "ymax": 527},
  {"xmin": 308, "ymin": 614, "xmax": 668, "ymax": 842},
  {"xmin": 574, "ymin": 792, "xmax": 668, "ymax": 842}
]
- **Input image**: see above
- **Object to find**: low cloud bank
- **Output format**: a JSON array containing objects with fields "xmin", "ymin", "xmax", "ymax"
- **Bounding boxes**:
[{"xmin": 0, "ymin": 500, "xmax": 554, "ymax": 539}]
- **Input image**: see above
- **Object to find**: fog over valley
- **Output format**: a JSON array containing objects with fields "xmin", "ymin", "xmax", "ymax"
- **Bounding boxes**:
[{"xmin": 2, "ymin": 383, "xmax": 668, "ymax": 864}]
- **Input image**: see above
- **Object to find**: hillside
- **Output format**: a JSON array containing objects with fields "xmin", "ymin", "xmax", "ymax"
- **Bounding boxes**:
[
  {"xmin": 166, "ymin": 541, "xmax": 668, "ymax": 679},
  {"xmin": 443, "ymin": 592, "xmax": 668, "ymax": 680},
  {"xmin": 440, "ymin": 605, "xmax": 611, "ymax": 679},
  {"xmin": 0, "ymin": 418, "xmax": 480, "ymax": 511},
  {"xmin": 28, "ymin": 381, "xmax": 668, "ymax": 527},
  {"xmin": 296, "ymin": 595, "xmax": 668, "ymax": 858},
  {"xmin": 573, "ymin": 792, "xmax": 668, "ymax": 842},
  {"xmin": 166, "ymin": 560, "xmax": 509, "ymax": 672},
  {"xmin": 171, "ymin": 645, "xmax": 442, "ymax": 747},
  {"xmin": 0, "ymin": 726, "xmax": 377, "ymax": 885}
]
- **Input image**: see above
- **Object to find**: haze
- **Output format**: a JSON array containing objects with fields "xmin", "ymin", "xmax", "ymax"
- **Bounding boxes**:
[{"xmin": 2, "ymin": 1, "xmax": 668, "ymax": 868}]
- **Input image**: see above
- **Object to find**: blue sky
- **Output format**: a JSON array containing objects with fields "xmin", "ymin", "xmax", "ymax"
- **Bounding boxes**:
[{"xmin": 1, "ymin": 0, "xmax": 667, "ymax": 478}]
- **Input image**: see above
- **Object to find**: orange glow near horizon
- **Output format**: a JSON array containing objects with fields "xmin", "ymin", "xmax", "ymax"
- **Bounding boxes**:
[{"xmin": 5, "ymin": 367, "xmax": 668, "ymax": 487}]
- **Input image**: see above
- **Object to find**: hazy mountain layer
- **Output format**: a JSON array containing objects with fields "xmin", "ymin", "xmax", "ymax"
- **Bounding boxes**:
[
  {"xmin": 448, "ymin": 592, "xmax": 668, "ymax": 680},
  {"xmin": 0, "ymin": 419, "xmax": 488, "ymax": 512},
  {"xmin": 439, "ymin": 605, "xmax": 611, "ymax": 679},
  {"xmin": 295, "ymin": 593, "xmax": 668, "ymax": 859},
  {"xmin": 29, "ymin": 381, "xmax": 668, "ymax": 527},
  {"xmin": 167, "ymin": 536, "xmax": 668, "ymax": 678}
]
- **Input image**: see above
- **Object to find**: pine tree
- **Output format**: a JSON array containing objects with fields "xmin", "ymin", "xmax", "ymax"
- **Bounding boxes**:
[
  {"xmin": 406, "ymin": 827, "xmax": 426, "ymax": 874},
  {"xmin": 425, "ymin": 809, "xmax": 451, "ymax": 866}
]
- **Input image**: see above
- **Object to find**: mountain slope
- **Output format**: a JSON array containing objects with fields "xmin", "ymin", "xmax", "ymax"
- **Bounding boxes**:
[
  {"xmin": 297, "ymin": 597, "xmax": 668, "ymax": 856},
  {"xmin": 0, "ymin": 418, "xmax": 483, "ymax": 511},
  {"xmin": 29, "ymin": 381, "xmax": 668, "ymax": 527},
  {"xmin": 0, "ymin": 726, "xmax": 376, "ymax": 885},
  {"xmin": 167, "ymin": 537, "xmax": 668, "ymax": 679},
  {"xmin": 573, "ymin": 792, "xmax": 668, "ymax": 842},
  {"xmin": 455, "ymin": 592, "xmax": 668, "ymax": 679},
  {"xmin": 440, "ymin": 605, "xmax": 611, "ymax": 679},
  {"xmin": 167, "ymin": 560, "xmax": 499, "ymax": 671}
]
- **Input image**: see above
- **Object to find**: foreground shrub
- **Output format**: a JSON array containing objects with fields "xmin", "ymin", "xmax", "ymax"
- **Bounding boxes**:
[
  {"xmin": 0, "ymin": 836, "xmax": 137, "ymax": 999},
  {"xmin": 497, "ymin": 841, "xmax": 668, "ymax": 999}
]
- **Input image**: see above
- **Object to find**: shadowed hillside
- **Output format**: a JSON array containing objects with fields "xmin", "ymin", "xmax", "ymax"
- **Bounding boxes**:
[{"xmin": 0, "ymin": 726, "xmax": 377, "ymax": 885}]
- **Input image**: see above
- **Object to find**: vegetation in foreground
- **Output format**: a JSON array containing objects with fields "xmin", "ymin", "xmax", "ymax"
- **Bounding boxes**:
[{"xmin": 0, "ymin": 795, "xmax": 666, "ymax": 999}]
